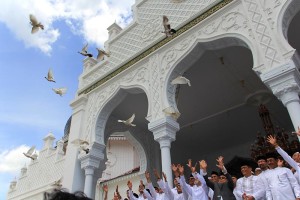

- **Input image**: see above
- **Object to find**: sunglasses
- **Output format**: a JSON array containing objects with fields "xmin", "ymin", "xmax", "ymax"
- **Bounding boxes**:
[{"xmin": 220, "ymin": 176, "xmax": 226, "ymax": 179}]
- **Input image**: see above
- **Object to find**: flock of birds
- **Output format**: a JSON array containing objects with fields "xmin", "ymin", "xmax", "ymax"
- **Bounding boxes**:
[{"xmin": 23, "ymin": 11, "xmax": 191, "ymax": 188}]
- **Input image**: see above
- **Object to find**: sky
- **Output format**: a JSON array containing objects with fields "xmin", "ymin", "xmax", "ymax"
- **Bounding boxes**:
[{"xmin": 0, "ymin": 0, "xmax": 135, "ymax": 199}]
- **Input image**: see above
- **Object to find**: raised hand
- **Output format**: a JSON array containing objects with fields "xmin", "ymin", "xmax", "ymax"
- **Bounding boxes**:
[
  {"xmin": 162, "ymin": 172, "xmax": 167, "ymax": 182},
  {"xmin": 116, "ymin": 185, "xmax": 119, "ymax": 193},
  {"xmin": 187, "ymin": 159, "xmax": 197, "ymax": 173},
  {"xmin": 216, "ymin": 156, "xmax": 224, "ymax": 169},
  {"xmin": 103, "ymin": 184, "xmax": 108, "ymax": 192},
  {"xmin": 178, "ymin": 164, "xmax": 184, "ymax": 175},
  {"xmin": 127, "ymin": 180, "xmax": 132, "ymax": 190},
  {"xmin": 145, "ymin": 171, "xmax": 151, "ymax": 183},
  {"xmin": 199, "ymin": 160, "xmax": 207, "ymax": 170},
  {"xmin": 267, "ymin": 135, "xmax": 278, "ymax": 147},
  {"xmin": 172, "ymin": 164, "xmax": 179, "ymax": 177},
  {"xmin": 154, "ymin": 169, "xmax": 161, "ymax": 180}
]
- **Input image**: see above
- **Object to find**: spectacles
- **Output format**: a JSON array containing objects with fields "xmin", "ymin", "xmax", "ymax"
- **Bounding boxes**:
[{"xmin": 220, "ymin": 177, "xmax": 226, "ymax": 179}]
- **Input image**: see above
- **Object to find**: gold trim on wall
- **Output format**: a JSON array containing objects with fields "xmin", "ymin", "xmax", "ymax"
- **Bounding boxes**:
[{"xmin": 79, "ymin": 0, "xmax": 233, "ymax": 95}]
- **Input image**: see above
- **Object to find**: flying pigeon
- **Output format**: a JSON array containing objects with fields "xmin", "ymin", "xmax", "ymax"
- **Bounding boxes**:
[
  {"xmin": 23, "ymin": 146, "xmax": 36, "ymax": 160},
  {"xmin": 162, "ymin": 15, "xmax": 176, "ymax": 37},
  {"xmin": 52, "ymin": 87, "xmax": 67, "ymax": 96},
  {"xmin": 51, "ymin": 177, "xmax": 63, "ymax": 188},
  {"xmin": 29, "ymin": 14, "xmax": 44, "ymax": 34},
  {"xmin": 118, "ymin": 114, "xmax": 136, "ymax": 127},
  {"xmin": 45, "ymin": 68, "xmax": 56, "ymax": 82},
  {"xmin": 163, "ymin": 106, "xmax": 181, "ymax": 119},
  {"xmin": 78, "ymin": 43, "xmax": 93, "ymax": 57},
  {"xmin": 96, "ymin": 48, "xmax": 110, "ymax": 61},
  {"xmin": 171, "ymin": 76, "xmax": 191, "ymax": 86}
]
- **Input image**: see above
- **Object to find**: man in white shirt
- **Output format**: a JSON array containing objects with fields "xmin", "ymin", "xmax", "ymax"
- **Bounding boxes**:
[
  {"xmin": 264, "ymin": 150, "xmax": 300, "ymax": 200},
  {"xmin": 234, "ymin": 161, "xmax": 265, "ymax": 200}
]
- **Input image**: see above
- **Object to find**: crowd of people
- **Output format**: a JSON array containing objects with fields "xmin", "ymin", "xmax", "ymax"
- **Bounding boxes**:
[{"xmin": 44, "ymin": 131, "xmax": 300, "ymax": 200}]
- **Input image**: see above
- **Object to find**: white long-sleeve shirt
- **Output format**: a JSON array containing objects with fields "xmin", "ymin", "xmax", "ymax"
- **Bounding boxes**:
[
  {"xmin": 264, "ymin": 166, "xmax": 300, "ymax": 200},
  {"xmin": 129, "ymin": 190, "xmax": 150, "ymax": 200},
  {"xmin": 179, "ymin": 175, "xmax": 208, "ymax": 200},
  {"xmin": 157, "ymin": 179, "xmax": 185, "ymax": 200},
  {"xmin": 275, "ymin": 146, "xmax": 300, "ymax": 184},
  {"xmin": 234, "ymin": 175, "xmax": 265, "ymax": 200}
]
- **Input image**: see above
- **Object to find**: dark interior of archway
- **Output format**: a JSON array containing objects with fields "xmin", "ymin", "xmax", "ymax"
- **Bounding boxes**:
[
  {"xmin": 169, "ymin": 45, "xmax": 293, "ymax": 171},
  {"xmin": 287, "ymin": 10, "xmax": 300, "ymax": 53},
  {"xmin": 109, "ymin": 45, "xmax": 294, "ymax": 174}
]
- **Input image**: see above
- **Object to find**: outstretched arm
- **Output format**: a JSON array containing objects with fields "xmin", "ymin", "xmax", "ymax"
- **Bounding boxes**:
[
  {"xmin": 103, "ymin": 185, "xmax": 108, "ymax": 200},
  {"xmin": 267, "ymin": 135, "xmax": 300, "ymax": 170},
  {"xmin": 178, "ymin": 164, "xmax": 193, "ymax": 196},
  {"xmin": 145, "ymin": 171, "xmax": 157, "ymax": 200}
]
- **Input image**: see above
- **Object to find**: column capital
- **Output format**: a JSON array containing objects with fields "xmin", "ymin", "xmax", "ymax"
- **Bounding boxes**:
[
  {"xmin": 148, "ymin": 116, "xmax": 180, "ymax": 144},
  {"xmin": 78, "ymin": 142, "xmax": 105, "ymax": 170},
  {"xmin": 261, "ymin": 61, "xmax": 300, "ymax": 102}
]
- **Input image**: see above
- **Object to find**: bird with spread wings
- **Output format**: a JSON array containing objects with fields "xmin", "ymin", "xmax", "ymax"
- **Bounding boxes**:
[
  {"xmin": 45, "ymin": 68, "xmax": 56, "ymax": 82},
  {"xmin": 171, "ymin": 76, "xmax": 191, "ymax": 86},
  {"xmin": 52, "ymin": 87, "xmax": 67, "ymax": 96},
  {"xmin": 118, "ymin": 114, "xmax": 136, "ymax": 127},
  {"xmin": 29, "ymin": 14, "xmax": 44, "ymax": 34},
  {"xmin": 78, "ymin": 43, "xmax": 93, "ymax": 57},
  {"xmin": 23, "ymin": 146, "xmax": 36, "ymax": 160}
]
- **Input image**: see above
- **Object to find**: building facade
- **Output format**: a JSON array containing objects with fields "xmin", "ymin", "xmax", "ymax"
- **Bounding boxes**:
[{"xmin": 8, "ymin": 0, "xmax": 300, "ymax": 199}]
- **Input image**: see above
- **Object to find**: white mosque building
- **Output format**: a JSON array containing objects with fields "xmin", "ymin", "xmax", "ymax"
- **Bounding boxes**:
[{"xmin": 7, "ymin": 0, "xmax": 300, "ymax": 199}]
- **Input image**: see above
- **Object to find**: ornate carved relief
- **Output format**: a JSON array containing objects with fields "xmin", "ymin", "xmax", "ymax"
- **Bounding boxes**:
[
  {"xmin": 243, "ymin": 0, "xmax": 282, "ymax": 69},
  {"xmin": 80, "ymin": 0, "xmax": 228, "ymax": 90},
  {"xmin": 262, "ymin": 0, "xmax": 281, "ymax": 29}
]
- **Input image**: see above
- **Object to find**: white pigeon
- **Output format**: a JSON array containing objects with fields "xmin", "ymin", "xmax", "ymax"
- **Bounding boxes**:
[
  {"xmin": 118, "ymin": 114, "xmax": 136, "ymax": 127},
  {"xmin": 29, "ymin": 14, "xmax": 44, "ymax": 34},
  {"xmin": 78, "ymin": 43, "xmax": 93, "ymax": 57},
  {"xmin": 51, "ymin": 177, "xmax": 63, "ymax": 188},
  {"xmin": 23, "ymin": 146, "xmax": 36, "ymax": 160},
  {"xmin": 171, "ymin": 76, "xmax": 191, "ymax": 86},
  {"xmin": 96, "ymin": 48, "xmax": 110, "ymax": 61},
  {"xmin": 45, "ymin": 68, "xmax": 56, "ymax": 82},
  {"xmin": 163, "ymin": 106, "xmax": 181, "ymax": 119},
  {"xmin": 52, "ymin": 87, "xmax": 67, "ymax": 96},
  {"xmin": 162, "ymin": 15, "xmax": 176, "ymax": 37},
  {"xmin": 79, "ymin": 141, "xmax": 90, "ymax": 154}
]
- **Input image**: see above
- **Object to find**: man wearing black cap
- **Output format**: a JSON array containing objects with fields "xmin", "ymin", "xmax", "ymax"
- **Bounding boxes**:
[
  {"xmin": 234, "ymin": 161, "xmax": 265, "ymax": 200},
  {"xmin": 263, "ymin": 149, "xmax": 300, "ymax": 200}
]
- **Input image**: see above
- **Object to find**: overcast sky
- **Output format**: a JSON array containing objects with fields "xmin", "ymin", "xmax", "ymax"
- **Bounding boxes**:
[{"xmin": 0, "ymin": 0, "xmax": 134, "ymax": 199}]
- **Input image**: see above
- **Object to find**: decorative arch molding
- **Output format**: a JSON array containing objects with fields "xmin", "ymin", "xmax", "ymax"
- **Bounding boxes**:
[
  {"xmin": 278, "ymin": 0, "xmax": 300, "ymax": 40},
  {"xmin": 162, "ymin": 36, "xmax": 254, "ymax": 114},
  {"xmin": 82, "ymin": 65, "xmax": 151, "ymax": 144},
  {"xmin": 92, "ymin": 84, "xmax": 150, "ymax": 145}
]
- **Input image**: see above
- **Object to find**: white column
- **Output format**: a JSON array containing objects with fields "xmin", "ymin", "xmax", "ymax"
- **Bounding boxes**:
[
  {"xmin": 261, "ymin": 61, "xmax": 300, "ymax": 132},
  {"xmin": 280, "ymin": 90, "xmax": 300, "ymax": 130},
  {"xmin": 63, "ymin": 95, "xmax": 88, "ymax": 192},
  {"xmin": 148, "ymin": 116, "xmax": 179, "ymax": 186},
  {"xmin": 83, "ymin": 167, "xmax": 95, "ymax": 197},
  {"xmin": 79, "ymin": 142, "xmax": 105, "ymax": 198}
]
